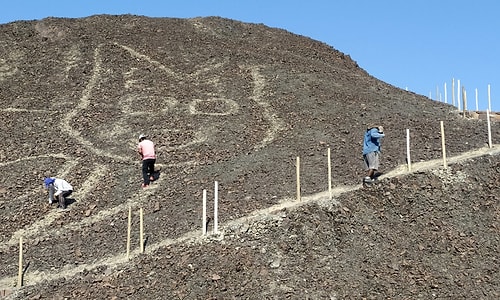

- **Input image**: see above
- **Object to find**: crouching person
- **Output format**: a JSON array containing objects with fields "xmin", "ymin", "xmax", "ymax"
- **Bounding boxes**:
[{"xmin": 44, "ymin": 177, "xmax": 73, "ymax": 209}]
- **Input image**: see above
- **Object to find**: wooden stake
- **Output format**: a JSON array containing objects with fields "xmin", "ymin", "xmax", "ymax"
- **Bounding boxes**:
[
  {"xmin": 18, "ymin": 237, "xmax": 23, "ymax": 287},
  {"xmin": 296, "ymin": 157, "xmax": 301, "ymax": 202},
  {"xmin": 139, "ymin": 208, "xmax": 144, "ymax": 253},
  {"xmin": 202, "ymin": 189, "xmax": 207, "ymax": 235},
  {"xmin": 440, "ymin": 121, "xmax": 448, "ymax": 169},
  {"xmin": 462, "ymin": 86, "xmax": 467, "ymax": 117},
  {"xmin": 214, "ymin": 181, "xmax": 218, "ymax": 234},
  {"xmin": 327, "ymin": 148, "xmax": 332, "ymax": 200},
  {"xmin": 488, "ymin": 84, "xmax": 491, "ymax": 112},
  {"xmin": 487, "ymin": 109, "xmax": 492, "ymax": 148},
  {"xmin": 475, "ymin": 88, "xmax": 478, "ymax": 111},
  {"xmin": 452, "ymin": 78, "xmax": 455, "ymax": 106},
  {"xmin": 406, "ymin": 129, "xmax": 412, "ymax": 172},
  {"xmin": 127, "ymin": 206, "xmax": 131, "ymax": 259}
]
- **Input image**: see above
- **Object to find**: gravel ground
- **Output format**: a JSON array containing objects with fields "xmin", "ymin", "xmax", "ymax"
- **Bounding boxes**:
[{"xmin": 0, "ymin": 15, "xmax": 498, "ymax": 299}]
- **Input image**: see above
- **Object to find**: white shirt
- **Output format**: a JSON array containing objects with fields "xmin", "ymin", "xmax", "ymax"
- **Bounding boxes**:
[{"xmin": 53, "ymin": 178, "xmax": 73, "ymax": 196}]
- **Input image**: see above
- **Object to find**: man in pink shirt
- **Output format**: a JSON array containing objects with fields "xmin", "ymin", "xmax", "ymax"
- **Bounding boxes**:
[{"xmin": 137, "ymin": 134, "xmax": 156, "ymax": 188}]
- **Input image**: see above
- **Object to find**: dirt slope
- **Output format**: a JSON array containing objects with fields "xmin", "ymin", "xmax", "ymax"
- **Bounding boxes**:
[{"xmin": 0, "ymin": 15, "xmax": 498, "ymax": 299}]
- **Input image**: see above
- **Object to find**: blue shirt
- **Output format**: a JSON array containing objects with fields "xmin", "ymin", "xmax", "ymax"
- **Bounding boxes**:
[{"xmin": 363, "ymin": 128, "xmax": 385, "ymax": 155}]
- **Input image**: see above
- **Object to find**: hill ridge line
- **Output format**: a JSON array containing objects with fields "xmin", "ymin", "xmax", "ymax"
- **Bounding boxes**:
[{"xmin": 1, "ymin": 145, "xmax": 498, "ymax": 292}]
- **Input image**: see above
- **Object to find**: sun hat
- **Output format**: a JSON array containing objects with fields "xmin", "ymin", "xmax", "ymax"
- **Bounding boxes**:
[{"xmin": 44, "ymin": 177, "xmax": 55, "ymax": 188}]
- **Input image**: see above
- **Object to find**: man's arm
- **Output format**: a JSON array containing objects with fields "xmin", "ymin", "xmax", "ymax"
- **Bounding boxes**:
[
  {"xmin": 370, "ymin": 129, "xmax": 385, "ymax": 138},
  {"xmin": 137, "ymin": 145, "xmax": 143, "ymax": 159},
  {"xmin": 47, "ymin": 184, "xmax": 55, "ymax": 203}
]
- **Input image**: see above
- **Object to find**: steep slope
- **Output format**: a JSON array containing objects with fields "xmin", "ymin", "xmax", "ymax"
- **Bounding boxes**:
[{"xmin": 0, "ymin": 15, "xmax": 498, "ymax": 299}]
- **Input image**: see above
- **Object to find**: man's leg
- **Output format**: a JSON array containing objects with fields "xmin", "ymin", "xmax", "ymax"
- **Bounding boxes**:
[
  {"xmin": 48, "ymin": 184, "xmax": 55, "ymax": 204},
  {"xmin": 58, "ymin": 194, "xmax": 66, "ymax": 209},
  {"xmin": 363, "ymin": 155, "xmax": 372, "ymax": 182},
  {"xmin": 364, "ymin": 152, "xmax": 379, "ymax": 181},
  {"xmin": 62, "ymin": 190, "xmax": 72, "ymax": 208},
  {"xmin": 371, "ymin": 152, "xmax": 380, "ymax": 179},
  {"xmin": 147, "ymin": 159, "xmax": 156, "ymax": 181},
  {"xmin": 142, "ymin": 160, "xmax": 150, "ymax": 185}
]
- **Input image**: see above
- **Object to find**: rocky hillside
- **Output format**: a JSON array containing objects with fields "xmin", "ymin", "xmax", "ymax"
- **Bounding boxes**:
[{"xmin": 0, "ymin": 15, "xmax": 498, "ymax": 299}]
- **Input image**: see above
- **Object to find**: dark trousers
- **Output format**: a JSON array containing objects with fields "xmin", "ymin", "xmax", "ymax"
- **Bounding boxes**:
[
  {"xmin": 58, "ymin": 190, "xmax": 72, "ymax": 209},
  {"xmin": 142, "ymin": 159, "xmax": 156, "ymax": 185}
]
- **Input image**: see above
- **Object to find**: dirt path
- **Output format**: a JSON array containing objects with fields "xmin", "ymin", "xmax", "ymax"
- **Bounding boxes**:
[
  {"xmin": 381, "ymin": 145, "xmax": 500, "ymax": 179},
  {"xmin": 1, "ymin": 145, "xmax": 498, "ymax": 293}
]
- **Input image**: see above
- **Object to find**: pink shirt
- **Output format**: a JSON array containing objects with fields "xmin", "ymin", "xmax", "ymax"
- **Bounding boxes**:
[{"xmin": 138, "ymin": 140, "xmax": 156, "ymax": 160}]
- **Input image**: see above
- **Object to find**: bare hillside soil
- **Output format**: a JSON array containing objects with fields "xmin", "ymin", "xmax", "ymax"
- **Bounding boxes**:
[{"xmin": 0, "ymin": 15, "xmax": 498, "ymax": 299}]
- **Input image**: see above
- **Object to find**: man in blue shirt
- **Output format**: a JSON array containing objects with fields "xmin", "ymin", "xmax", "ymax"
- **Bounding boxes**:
[{"xmin": 362, "ymin": 125, "xmax": 385, "ymax": 183}]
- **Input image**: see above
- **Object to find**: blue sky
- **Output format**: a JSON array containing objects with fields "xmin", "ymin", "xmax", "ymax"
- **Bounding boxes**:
[{"xmin": 1, "ymin": 0, "xmax": 498, "ymax": 111}]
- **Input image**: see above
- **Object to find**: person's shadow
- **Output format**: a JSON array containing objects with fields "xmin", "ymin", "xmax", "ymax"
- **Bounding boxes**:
[{"xmin": 65, "ymin": 198, "xmax": 77, "ymax": 207}]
